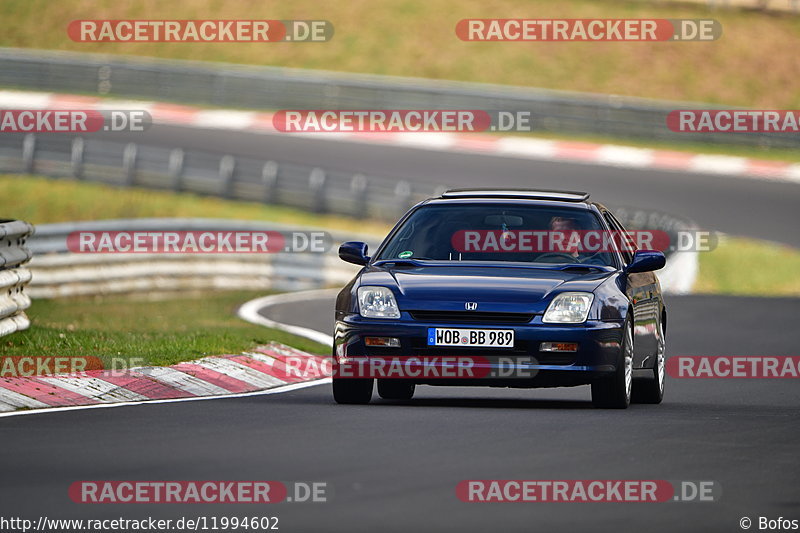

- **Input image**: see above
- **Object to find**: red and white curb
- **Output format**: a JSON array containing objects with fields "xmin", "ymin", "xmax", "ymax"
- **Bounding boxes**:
[
  {"xmin": 0, "ymin": 342, "xmax": 330, "ymax": 416},
  {"xmin": 2, "ymin": 89, "xmax": 799, "ymax": 184}
]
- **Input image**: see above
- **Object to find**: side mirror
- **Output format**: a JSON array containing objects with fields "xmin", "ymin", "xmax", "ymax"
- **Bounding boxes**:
[
  {"xmin": 339, "ymin": 241, "xmax": 370, "ymax": 266},
  {"xmin": 624, "ymin": 250, "xmax": 666, "ymax": 273}
]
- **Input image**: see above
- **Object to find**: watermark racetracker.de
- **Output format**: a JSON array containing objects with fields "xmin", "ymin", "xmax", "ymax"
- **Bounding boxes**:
[
  {"xmin": 667, "ymin": 356, "xmax": 800, "ymax": 378},
  {"xmin": 455, "ymin": 19, "xmax": 721, "ymax": 41},
  {"xmin": 67, "ymin": 20, "xmax": 334, "ymax": 42},
  {"xmin": 67, "ymin": 230, "xmax": 331, "ymax": 254},
  {"xmin": 456, "ymin": 479, "xmax": 721, "ymax": 502},
  {"xmin": 0, "ymin": 110, "xmax": 151, "ymax": 133},
  {"xmin": 668, "ymin": 110, "xmax": 800, "ymax": 133}
]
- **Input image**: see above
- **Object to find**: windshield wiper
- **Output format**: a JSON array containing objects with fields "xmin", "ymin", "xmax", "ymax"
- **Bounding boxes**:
[{"xmin": 555, "ymin": 263, "xmax": 611, "ymax": 272}]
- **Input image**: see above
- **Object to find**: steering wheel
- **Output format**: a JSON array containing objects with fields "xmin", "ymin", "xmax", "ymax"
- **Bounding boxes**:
[{"xmin": 580, "ymin": 252, "xmax": 607, "ymax": 265}]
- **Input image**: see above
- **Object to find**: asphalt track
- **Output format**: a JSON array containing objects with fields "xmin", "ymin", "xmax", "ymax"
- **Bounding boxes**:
[{"xmin": 1, "ymin": 126, "xmax": 798, "ymax": 532}]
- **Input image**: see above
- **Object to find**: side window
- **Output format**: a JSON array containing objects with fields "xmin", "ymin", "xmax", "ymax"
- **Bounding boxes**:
[
  {"xmin": 602, "ymin": 212, "xmax": 634, "ymax": 264},
  {"xmin": 608, "ymin": 212, "xmax": 637, "ymax": 261}
]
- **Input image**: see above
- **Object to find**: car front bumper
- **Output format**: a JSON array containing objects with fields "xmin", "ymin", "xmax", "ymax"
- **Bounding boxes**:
[{"xmin": 333, "ymin": 314, "xmax": 625, "ymax": 388}]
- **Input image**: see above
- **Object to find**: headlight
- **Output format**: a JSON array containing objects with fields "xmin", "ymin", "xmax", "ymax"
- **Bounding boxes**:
[
  {"xmin": 542, "ymin": 292, "xmax": 594, "ymax": 323},
  {"xmin": 357, "ymin": 286, "xmax": 401, "ymax": 319}
]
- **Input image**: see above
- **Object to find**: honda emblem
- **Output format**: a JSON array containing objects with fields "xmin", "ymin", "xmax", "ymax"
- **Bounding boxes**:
[{"xmin": 465, "ymin": 302, "xmax": 478, "ymax": 311}]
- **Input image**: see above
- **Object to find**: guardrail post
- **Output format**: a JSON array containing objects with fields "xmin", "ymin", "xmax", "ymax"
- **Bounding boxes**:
[
  {"xmin": 350, "ymin": 174, "xmax": 368, "ymax": 219},
  {"xmin": 220, "ymin": 155, "xmax": 236, "ymax": 198},
  {"xmin": 262, "ymin": 161, "xmax": 279, "ymax": 204},
  {"xmin": 394, "ymin": 180, "xmax": 412, "ymax": 218},
  {"xmin": 22, "ymin": 134, "xmax": 36, "ymax": 173},
  {"xmin": 123, "ymin": 143, "xmax": 137, "ymax": 186},
  {"xmin": 168, "ymin": 148, "xmax": 184, "ymax": 191},
  {"xmin": 97, "ymin": 65, "xmax": 112, "ymax": 95},
  {"xmin": 70, "ymin": 137, "xmax": 84, "ymax": 179},
  {"xmin": 309, "ymin": 168, "xmax": 327, "ymax": 213}
]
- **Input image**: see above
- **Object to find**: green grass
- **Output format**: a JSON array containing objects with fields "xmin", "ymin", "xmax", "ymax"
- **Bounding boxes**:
[
  {"xmin": 0, "ymin": 174, "xmax": 389, "ymax": 235},
  {"xmin": 2, "ymin": 0, "xmax": 799, "ymax": 109},
  {"xmin": 1, "ymin": 291, "xmax": 329, "ymax": 369},
  {"xmin": 694, "ymin": 237, "xmax": 800, "ymax": 296}
]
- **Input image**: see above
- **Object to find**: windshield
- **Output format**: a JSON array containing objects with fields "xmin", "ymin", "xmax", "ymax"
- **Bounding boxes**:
[{"xmin": 376, "ymin": 203, "xmax": 619, "ymax": 267}]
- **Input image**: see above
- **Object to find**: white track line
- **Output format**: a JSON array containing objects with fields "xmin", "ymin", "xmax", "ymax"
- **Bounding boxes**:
[{"xmin": 237, "ymin": 289, "xmax": 337, "ymax": 347}]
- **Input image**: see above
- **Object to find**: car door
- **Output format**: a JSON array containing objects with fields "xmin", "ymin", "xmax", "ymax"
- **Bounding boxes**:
[{"xmin": 603, "ymin": 211, "xmax": 659, "ymax": 368}]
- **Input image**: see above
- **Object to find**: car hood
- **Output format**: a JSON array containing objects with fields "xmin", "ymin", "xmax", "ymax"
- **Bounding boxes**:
[{"xmin": 359, "ymin": 263, "xmax": 614, "ymax": 314}]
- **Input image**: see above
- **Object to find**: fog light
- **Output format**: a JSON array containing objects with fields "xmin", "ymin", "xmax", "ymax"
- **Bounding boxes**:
[
  {"xmin": 540, "ymin": 342, "xmax": 578, "ymax": 352},
  {"xmin": 365, "ymin": 336, "xmax": 400, "ymax": 347}
]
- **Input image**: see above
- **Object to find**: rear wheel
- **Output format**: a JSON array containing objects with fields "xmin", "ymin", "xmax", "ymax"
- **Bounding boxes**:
[
  {"xmin": 332, "ymin": 377, "xmax": 373, "ymax": 404},
  {"xmin": 632, "ymin": 317, "xmax": 665, "ymax": 404},
  {"xmin": 591, "ymin": 321, "xmax": 633, "ymax": 409},
  {"xmin": 377, "ymin": 379, "xmax": 415, "ymax": 400}
]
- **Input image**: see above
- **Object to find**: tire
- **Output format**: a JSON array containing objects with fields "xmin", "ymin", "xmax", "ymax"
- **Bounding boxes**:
[
  {"xmin": 377, "ymin": 379, "xmax": 415, "ymax": 400},
  {"xmin": 632, "ymin": 317, "xmax": 665, "ymax": 404},
  {"xmin": 591, "ymin": 321, "xmax": 633, "ymax": 409},
  {"xmin": 332, "ymin": 377, "xmax": 373, "ymax": 404}
]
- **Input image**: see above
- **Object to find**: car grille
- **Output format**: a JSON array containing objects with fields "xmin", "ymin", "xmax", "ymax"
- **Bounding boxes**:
[{"xmin": 409, "ymin": 310, "xmax": 535, "ymax": 324}]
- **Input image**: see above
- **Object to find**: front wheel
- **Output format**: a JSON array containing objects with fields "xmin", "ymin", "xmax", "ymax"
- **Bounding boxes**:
[
  {"xmin": 591, "ymin": 321, "xmax": 633, "ymax": 409},
  {"xmin": 332, "ymin": 377, "xmax": 373, "ymax": 404},
  {"xmin": 632, "ymin": 318, "xmax": 665, "ymax": 404}
]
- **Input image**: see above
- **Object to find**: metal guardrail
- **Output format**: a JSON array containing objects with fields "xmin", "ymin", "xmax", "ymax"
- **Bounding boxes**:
[
  {"xmin": 0, "ymin": 48, "xmax": 797, "ymax": 149},
  {"xmin": 0, "ymin": 220, "xmax": 34, "ymax": 336},
  {"xmin": 26, "ymin": 218, "xmax": 378, "ymax": 298},
  {"xmin": 0, "ymin": 132, "xmax": 432, "ymax": 222}
]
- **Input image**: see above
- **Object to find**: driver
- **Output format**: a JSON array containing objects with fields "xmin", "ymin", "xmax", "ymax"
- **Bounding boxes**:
[{"xmin": 548, "ymin": 216, "xmax": 583, "ymax": 260}]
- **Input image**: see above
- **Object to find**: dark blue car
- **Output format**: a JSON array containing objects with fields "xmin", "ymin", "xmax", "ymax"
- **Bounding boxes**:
[{"xmin": 333, "ymin": 189, "xmax": 666, "ymax": 409}]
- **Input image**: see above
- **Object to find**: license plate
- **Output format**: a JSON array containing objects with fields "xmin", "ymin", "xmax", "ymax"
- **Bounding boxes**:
[{"xmin": 427, "ymin": 328, "xmax": 515, "ymax": 348}]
